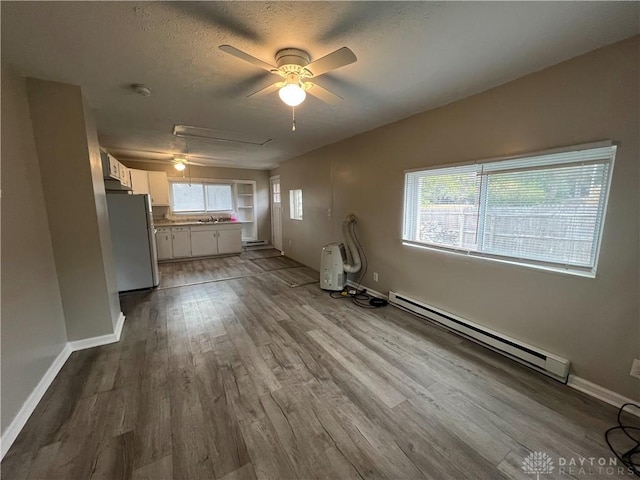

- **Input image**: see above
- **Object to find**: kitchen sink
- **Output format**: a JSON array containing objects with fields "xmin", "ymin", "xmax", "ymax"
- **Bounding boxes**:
[{"xmin": 198, "ymin": 219, "xmax": 231, "ymax": 224}]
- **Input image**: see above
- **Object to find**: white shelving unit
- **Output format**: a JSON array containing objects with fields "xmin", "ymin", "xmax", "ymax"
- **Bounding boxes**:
[{"xmin": 235, "ymin": 181, "xmax": 257, "ymax": 241}]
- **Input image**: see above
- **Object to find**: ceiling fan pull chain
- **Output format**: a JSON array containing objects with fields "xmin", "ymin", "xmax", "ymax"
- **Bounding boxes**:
[{"xmin": 292, "ymin": 106, "xmax": 296, "ymax": 132}]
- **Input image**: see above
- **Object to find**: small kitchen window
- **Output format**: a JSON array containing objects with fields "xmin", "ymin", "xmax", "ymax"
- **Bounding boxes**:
[
  {"xmin": 170, "ymin": 181, "xmax": 234, "ymax": 213},
  {"xmin": 290, "ymin": 189, "xmax": 303, "ymax": 220}
]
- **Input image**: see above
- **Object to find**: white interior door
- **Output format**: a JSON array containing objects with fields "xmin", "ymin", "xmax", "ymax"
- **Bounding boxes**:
[{"xmin": 270, "ymin": 176, "xmax": 283, "ymax": 251}]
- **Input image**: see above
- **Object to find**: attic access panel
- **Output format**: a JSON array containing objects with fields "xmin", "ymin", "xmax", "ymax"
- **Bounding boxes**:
[{"xmin": 172, "ymin": 124, "xmax": 273, "ymax": 147}]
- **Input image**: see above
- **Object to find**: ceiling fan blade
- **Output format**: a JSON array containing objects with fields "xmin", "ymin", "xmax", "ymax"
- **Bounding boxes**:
[
  {"xmin": 304, "ymin": 47, "xmax": 357, "ymax": 78},
  {"xmin": 247, "ymin": 82, "xmax": 282, "ymax": 98},
  {"xmin": 162, "ymin": 3, "xmax": 262, "ymax": 43},
  {"xmin": 219, "ymin": 45, "xmax": 276, "ymax": 72},
  {"xmin": 305, "ymin": 83, "xmax": 343, "ymax": 105}
]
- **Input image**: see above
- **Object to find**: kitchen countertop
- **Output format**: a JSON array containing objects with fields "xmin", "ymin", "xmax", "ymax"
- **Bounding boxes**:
[{"xmin": 154, "ymin": 219, "xmax": 242, "ymax": 227}]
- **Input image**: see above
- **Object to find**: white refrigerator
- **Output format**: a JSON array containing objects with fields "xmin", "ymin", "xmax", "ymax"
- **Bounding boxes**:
[{"xmin": 106, "ymin": 194, "xmax": 159, "ymax": 291}]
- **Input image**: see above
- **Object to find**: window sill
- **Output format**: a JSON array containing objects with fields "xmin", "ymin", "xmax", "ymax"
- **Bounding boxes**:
[{"xmin": 402, "ymin": 241, "xmax": 596, "ymax": 279}]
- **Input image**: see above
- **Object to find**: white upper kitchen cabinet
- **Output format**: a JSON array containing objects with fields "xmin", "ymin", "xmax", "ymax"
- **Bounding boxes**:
[
  {"xmin": 119, "ymin": 164, "xmax": 132, "ymax": 188},
  {"xmin": 148, "ymin": 171, "xmax": 169, "ymax": 206},
  {"xmin": 100, "ymin": 151, "xmax": 120, "ymax": 180},
  {"xmin": 130, "ymin": 169, "xmax": 150, "ymax": 195}
]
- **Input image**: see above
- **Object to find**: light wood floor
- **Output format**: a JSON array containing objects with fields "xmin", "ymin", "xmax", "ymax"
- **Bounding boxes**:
[{"xmin": 2, "ymin": 252, "xmax": 626, "ymax": 479}]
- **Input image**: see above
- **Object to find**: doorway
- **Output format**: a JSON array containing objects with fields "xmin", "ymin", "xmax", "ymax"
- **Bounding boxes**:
[{"xmin": 270, "ymin": 175, "xmax": 282, "ymax": 251}]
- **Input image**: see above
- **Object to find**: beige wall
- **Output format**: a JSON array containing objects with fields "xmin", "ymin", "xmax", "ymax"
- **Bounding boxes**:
[
  {"xmin": 121, "ymin": 160, "xmax": 272, "ymax": 242},
  {"xmin": 26, "ymin": 78, "xmax": 121, "ymax": 340},
  {"xmin": 83, "ymin": 100, "xmax": 121, "ymax": 331},
  {"xmin": 1, "ymin": 66, "xmax": 68, "ymax": 432},
  {"xmin": 277, "ymin": 36, "xmax": 640, "ymax": 399}
]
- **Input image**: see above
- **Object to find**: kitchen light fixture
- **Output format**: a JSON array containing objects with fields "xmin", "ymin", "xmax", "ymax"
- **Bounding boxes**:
[
  {"xmin": 173, "ymin": 155, "xmax": 187, "ymax": 171},
  {"xmin": 278, "ymin": 82, "xmax": 306, "ymax": 107}
]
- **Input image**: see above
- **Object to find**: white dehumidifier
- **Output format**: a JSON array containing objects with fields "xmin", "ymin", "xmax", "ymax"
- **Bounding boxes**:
[
  {"xmin": 320, "ymin": 243, "xmax": 347, "ymax": 291},
  {"xmin": 320, "ymin": 214, "xmax": 363, "ymax": 291}
]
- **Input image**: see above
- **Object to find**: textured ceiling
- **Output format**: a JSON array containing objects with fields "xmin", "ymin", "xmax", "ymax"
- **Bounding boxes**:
[{"xmin": 2, "ymin": 2, "xmax": 638, "ymax": 170}]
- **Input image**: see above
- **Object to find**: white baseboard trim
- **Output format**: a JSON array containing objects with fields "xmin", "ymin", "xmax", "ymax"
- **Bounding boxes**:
[
  {"xmin": 1, "ymin": 312, "xmax": 125, "ymax": 460},
  {"xmin": 67, "ymin": 312, "xmax": 126, "ymax": 351},
  {"xmin": 567, "ymin": 375, "xmax": 639, "ymax": 415},
  {"xmin": 347, "ymin": 280, "xmax": 388, "ymax": 300},
  {"xmin": 0, "ymin": 343, "xmax": 72, "ymax": 459}
]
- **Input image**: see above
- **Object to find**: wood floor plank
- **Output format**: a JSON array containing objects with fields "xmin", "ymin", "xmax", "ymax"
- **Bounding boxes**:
[
  {"xmin": 307, "ymin": 328, "xmax": 406, "ymax": 408},
  {"xmin": 217, "ymin": 462, "xmax": 257, "ymax": 480},
  {"xmin": 1, "ymin": 451, "xmax": 33, "ymax": 480},
  {"xmin": 26, "ymin": 441, "xmax": 61, "ymax": 480},
  {"xmin": 168, "ymin": 362, "xmax": 216, "ymax": 480},
  {"xmin": 241, "ymin": 248, "xmax": 282, "ymax": 260},
  {"xmin": 302, "ymin": 388, "xmax": 390, "ymax": 479},
  {"xmin": 269, "ymin": 266, "xmax": 318, "ymax": 287},
  {"xmin": 88, "ymin": 430, "xmax": 135, "ymax": 480},
  {"xmin": 193, "ymin": 351, "xmax": 250, "ymax": 478},
  {"xmin": 80, "ymin": 347, "xmax": 122, "ymax": 398},
  {"xmin": 211, "ymin": 335, "xmax": 267, "ymax": 426},
  {"xmin": 222, "ymin": 315, "xmax": 281, "ymax": 395},
  {"xmin": 238, "ymin": 417, "xmax": 298, "ymax": 480},
  {"xmin": 132, "ymin": 455, "xmax": 173, "ymax": 480},
  {"xmin": 251, "ymin": 256, "xmax": 302, "ymax": 271}
]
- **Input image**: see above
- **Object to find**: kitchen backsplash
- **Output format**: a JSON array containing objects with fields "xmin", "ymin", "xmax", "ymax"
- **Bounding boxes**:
[{"xmin": 152, "ymin": 206, "xmax": 169, "ymax": 220}]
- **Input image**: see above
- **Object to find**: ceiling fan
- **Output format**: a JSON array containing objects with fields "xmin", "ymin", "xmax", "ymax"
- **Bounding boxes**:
[{"xmin": 219, "ymin": 45, "xmax": 357, "ymax": 107}]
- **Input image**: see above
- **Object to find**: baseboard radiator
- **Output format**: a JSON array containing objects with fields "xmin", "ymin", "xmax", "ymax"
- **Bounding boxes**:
[
  {"xmin": 388, "ymin": 292, "xmax": 570, "ymax": 382},
  {"xmin": 243, "ymin": 240, "xmax": 268, "ymax": 247}
]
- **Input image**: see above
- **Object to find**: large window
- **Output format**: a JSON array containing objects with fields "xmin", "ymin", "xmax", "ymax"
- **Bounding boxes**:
[
  {"xmin": 171, "ymin": 181, "xmax": 234, "ymax": 213},
  {"xmin": 403, "ymin": 144, "xmax": 616, "ymax": 276}
]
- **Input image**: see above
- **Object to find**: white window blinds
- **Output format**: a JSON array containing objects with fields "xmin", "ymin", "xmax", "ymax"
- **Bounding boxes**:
[{"xmin": 403, "ymin": 144, "xmax": 616, "ymax": 275}]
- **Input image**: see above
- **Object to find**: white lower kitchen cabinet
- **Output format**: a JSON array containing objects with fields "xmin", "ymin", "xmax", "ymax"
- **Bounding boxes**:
[
  {"xmin": 156, "ymin": 228, "xmax": 173, "ymax": 260},
  {"xmin": 156, "ymin": 224, "xmax": 242, "ymax": 261},
  {"xmin": 217, "ymin": 228, "xmax": 243, "ymax": 254},
  {"xmin": 190, "ymin": 229, "xmax": 218, "ymax": 257},
  {"xmin": 171, "ymin": 228, "xmax": 191, "ymax": 258}
]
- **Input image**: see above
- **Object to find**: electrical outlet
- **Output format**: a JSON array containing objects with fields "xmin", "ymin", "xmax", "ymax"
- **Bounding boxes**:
[
  {"xmin": 288, "ymin": 239, "xmax": 292, "ymax": 247},
  {"xmin": 327, "ymin": 208, "xmax": 332, "ymax": 217},
  {"xmin": 373, "ymin": 272, "xmax": 379, "ymax": 282},
  {"xmin": 630, "ymin": 359, "xmax": 640, "ymax": 379}
]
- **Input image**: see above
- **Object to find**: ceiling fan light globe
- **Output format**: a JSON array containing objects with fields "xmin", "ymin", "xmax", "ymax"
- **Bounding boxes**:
[
  {"xmin": 174, "ymin": 162, "xmax": 186, "ymax": 171},
  {"xmin": 279, "ymin": 84, "xmax": 306, "ymax": 106}
]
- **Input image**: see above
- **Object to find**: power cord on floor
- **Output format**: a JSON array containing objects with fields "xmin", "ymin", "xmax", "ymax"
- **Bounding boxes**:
[
  {"xmin": 328, "ymin": 287, "xmax": 388, "ymax": 309},
  {"xmin": 605, "ymin": 403, "xmax": 640, "ymax": 476}
]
